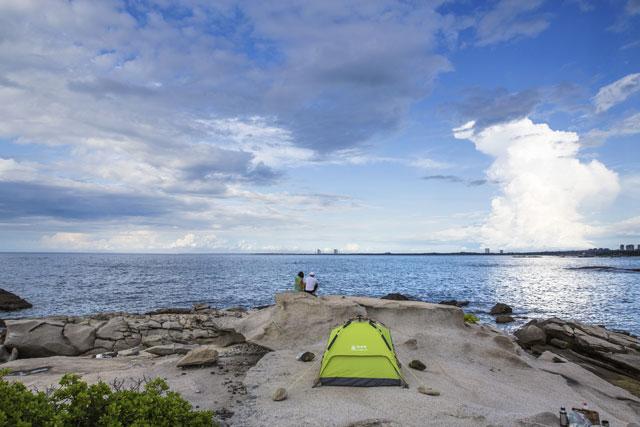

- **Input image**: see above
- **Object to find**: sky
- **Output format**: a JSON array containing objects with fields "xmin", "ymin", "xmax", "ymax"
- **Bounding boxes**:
[{"xmin": 0, "ymin": 0, "xmax": 639, "ymax": 253}]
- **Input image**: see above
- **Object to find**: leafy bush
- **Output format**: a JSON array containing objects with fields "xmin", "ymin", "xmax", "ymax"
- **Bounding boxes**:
[
  {"xmin": 0, "ymin": 369, "xmax": 216, "ymax": 427},
  {"xmin": 463, "ymin": 313, "xmax": 479, "ymax": 324}
]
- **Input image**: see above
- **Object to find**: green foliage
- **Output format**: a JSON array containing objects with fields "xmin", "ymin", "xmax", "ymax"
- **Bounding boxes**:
[
  {"xmin": 464, "ymin": 313, "xmax": 479, "ymax": 324},
  {"xmin": 0, "ymin": 369, "xmax": 215, "ymax": 427}
]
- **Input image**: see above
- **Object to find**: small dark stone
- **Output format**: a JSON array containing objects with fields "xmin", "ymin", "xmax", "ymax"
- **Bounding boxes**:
[
  {"xmin": 380, "ymin": 293, "xmax": 412, "ymax": 301},
  {"xmin": 297, "ymin": 351, "xmax": 315, "ymax": 362},
  {"xmin": 439, "ymin": 299, "xmax": 470, "ymax": 307},
  {"xmin": 495, "ymin": 315, "xmax": 515, "ymax": 324},
  {"xmin": 404, "ymin": 339, "xmax": 418, "ymax": 350},
  {"xmin": 409, "ymin": 359, "xmax": 426, "ymax": 371},
  {"xmin": 490, "ymin": 303, "xmax": 513, "ymax": 315}
]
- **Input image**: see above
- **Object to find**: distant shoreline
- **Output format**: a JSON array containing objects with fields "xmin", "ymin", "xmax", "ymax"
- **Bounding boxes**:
[{"xmin": 0, "ymin": 250, "xmax": 639, "ymax": 257}]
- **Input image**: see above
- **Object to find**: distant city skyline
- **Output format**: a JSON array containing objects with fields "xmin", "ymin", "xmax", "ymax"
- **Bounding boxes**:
[{"xmin": 0, "ymin": 1, "xmax": 639, "ymax": 253}]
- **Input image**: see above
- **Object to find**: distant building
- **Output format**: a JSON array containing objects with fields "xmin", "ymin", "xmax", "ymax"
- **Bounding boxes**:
[
  {"xmin": 484, "ymin": 248, "xmax": 490, "ymax": 254},
  {"xmin": 620, "ymin": 244, "xmax": 625, "ymax": 251},
  {"xmin": 626, "ymin": 244, "xmax": 635, "ymax": 251},
  {"xmin": 316, "ymin": 249, "xmax": 321, "ymax": 254},
  {"xmin": 333, "ymin": 249, "xmax": 339, "ymax": 254},
  {"xmin": 499, "ymin": 249, "xmax": 504, "ymax": 254}
]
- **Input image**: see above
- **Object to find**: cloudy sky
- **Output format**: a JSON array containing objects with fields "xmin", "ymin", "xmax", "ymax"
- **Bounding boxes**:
[{"xmin": 1, "ymin": 0, "xmax": 639, "ymax": 253}]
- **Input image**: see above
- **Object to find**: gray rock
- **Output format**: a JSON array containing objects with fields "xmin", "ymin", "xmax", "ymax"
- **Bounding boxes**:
[
  {"xmin": 549, "ymin": 338, "xmax": 569, "ymax": 349},
  {"xmin": 118, "ymin": 347, "xmax": 140, "ymax": 357},
  {"xmin": 8, "ymin": 347, "xmax": 18, "ymax": 362},
  {"xmin": 490, "ymin": 303, "xmax": 512, "ymax": 315},
  {"xmin": 176, "ymin": 345, "xmax": 219, "ymax": 367},
  {"xmin": 145, "ymin": 344, "xmax": 194, "ymax": 356},
  {"xmin": 197, "ymin": 331, "xmax": 245, "ymax": 347},
  {"xmin": 0, "ymin": 345, "xmax": 10, "ymax": 363},
  {"xmin": 192, "ymin": 303, "xmax": 210, "ymax": 311},
  {"xmin": 93, "ymin": 338, "xmax": 115, "ymax": 352},
  {"xmin": 63, "ymin": 323, "xmax": 96, "ymax": 353},
  {"xmin": 296, "ymin": 351, "xmax": 315, "ymax": 362},
  {"xmin": 438, "ymin": 299, "xmax": 469, "ymax": 307},
  {"xmin": 162, "ymin": 321, "xmax": 183, "ymax": 330},
  {"xmin": 417, "ymin": 386, "xmax": 440, "ymax": 396},
  {"xmin": 409, "ymin": 359, "xmax": 426, "ymax": 371},
  {"xmin": 142, "ymin": 334, "xmax": 171, "ymax": 347},
  {"xmin": 0, "ymin": 288, "xmax": 32, "ymax": 311},
  {"xmin": 538, "ymin": 351, "xmax": 567, "ymax": 363},
  {"xmin": 514, "ymin": 324, "xmax": 546, "ymax": 347},
  {"xmin": 404, "ymin": 339, "xmax": 418, "ymax": 350},
  {"xmin": 495, "ymin": 315, "xmax": 515, "ymax": 324},
  {"xmin": 272, "ymin": 387, "xmax": 287, "ymax": 401},
  {"xmin": 96, "ymin": 318, "xmax": 128, "ymax": 341},
  {"xmin": 4, "ymin": 319, "xmax": 77, "ymax": 357}
]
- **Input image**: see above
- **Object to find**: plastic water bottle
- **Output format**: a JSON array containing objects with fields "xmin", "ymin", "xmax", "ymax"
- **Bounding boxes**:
[{"xmin": 559, "ymin": 407, "xmax": 568, "ymax": 427}]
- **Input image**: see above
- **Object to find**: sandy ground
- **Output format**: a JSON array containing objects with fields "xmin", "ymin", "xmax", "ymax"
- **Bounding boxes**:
[{"xmin": 4, "ymin": 293, "xmax": 640, "ymax": 426}]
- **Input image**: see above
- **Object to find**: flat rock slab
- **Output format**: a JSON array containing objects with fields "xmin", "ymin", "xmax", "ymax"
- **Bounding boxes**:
[
  {"xmin": 177, "ymin": 346, "xmax": 219, "ymax": 367},
  {"xmin": 0, "ymin": 288, "xmax": 32, "ymax": 311},
  {"xmin": 145, "ymin": 344, "xmax": 195, "ymax": 356}
]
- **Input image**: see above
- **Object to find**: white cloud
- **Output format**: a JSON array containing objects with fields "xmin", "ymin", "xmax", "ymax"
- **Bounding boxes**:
[
  {"xmin": 454, "ymin": 118, "xmax": 620, "ymax": 249},
  {"xmin": 583, "ymin": 112, "xmax": 640, "ymax": 144},
  {"xmin": 593, "ymin": 73, "xmax": 640, "ymax": 113}
]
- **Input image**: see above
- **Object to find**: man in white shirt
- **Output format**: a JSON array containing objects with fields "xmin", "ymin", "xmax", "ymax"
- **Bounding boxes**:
[{"xmin": 304, "ymin": 272, "xmax": 318, "ymax": 295}]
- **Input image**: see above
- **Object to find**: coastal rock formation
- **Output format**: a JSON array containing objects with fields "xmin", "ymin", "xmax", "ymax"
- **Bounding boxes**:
[
  {"xmin": 0, "ymin": 288, "xmax": 32, "ymax": 311},
  {"xmin": 176, "ymin": 345, "xmax": 219, "ymax": 367},
  {"xmin": 4, "ymin": 294, "xmax": 640, "ymax": 426},
  {"xmin": 495, "ymin": 315, "xmax": 515, "ymax": 324},
  {"xmin": 2, "ymin": 310, "xmax": 246, "ymax": 358},
  {"xmin": 379, "ymin": 293, "xmax": 412, "ymax": 301},
  {"xmin": 438, "ymin": 299, "xmax": 470, "ymax": 307},
  {"xmin": 515, "ymin": 318, "xmax": 640, "ymax": 397}
]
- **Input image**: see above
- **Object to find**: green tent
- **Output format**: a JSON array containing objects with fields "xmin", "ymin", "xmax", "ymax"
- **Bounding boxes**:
[{"xmin": 317, "ymin": 317, "xmax": 407, "ymax": 387}]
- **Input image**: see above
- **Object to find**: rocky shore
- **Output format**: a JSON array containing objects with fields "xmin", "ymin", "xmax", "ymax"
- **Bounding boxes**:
[{"xmin": 2, "ymin": 293, "xmax": 640, "ymax": 426}]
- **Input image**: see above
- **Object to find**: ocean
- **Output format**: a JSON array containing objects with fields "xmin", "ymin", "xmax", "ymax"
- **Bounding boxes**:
[{"xmin": 1, "ymin": 253, "xmax": 638, "ymax": 334}]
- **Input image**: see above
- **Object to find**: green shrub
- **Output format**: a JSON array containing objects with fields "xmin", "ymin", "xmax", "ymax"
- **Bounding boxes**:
[
  {"xmin": 464, "ymin": 313, "xmax": 479, "ymax": 324},
  {"xmin": 0, "ymin": 369, "xmax": 216, "ymax": 427}
]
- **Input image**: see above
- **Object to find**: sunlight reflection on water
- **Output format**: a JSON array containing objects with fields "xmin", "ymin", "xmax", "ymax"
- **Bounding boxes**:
[{"xmin": 1, "ymin": 253, "xmax": 638, "ymax": 334}]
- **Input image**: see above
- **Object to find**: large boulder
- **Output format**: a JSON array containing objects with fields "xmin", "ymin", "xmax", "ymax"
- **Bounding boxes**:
[
  {"xmin": 63, "ymin": 324, "xmax": 96, "ymax": 354},
  {"xmin": 4, "ymin": 320, "xmax": 78, "ymax": 357},
  {"xmin": 176, "ymin": 345, "xmax": 219, "ymax": 367},
  {"xmin": 0, "ymin": 288, "xmax": 32, "ymax": 311},
  {"xmin": 514, "ymin": 324, "xmax": 546, "ymax": 347},
  {"xmin": 145, "ymin": 344, "xmax": 194, "ymax": 356}
]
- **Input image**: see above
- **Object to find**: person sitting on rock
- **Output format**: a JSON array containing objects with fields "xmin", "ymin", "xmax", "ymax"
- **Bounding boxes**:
[
  {"xmin": 304, "ymin": 272, "xmax": 318, "ymax": 296},
  {"xmin": 294, "ymin": 271, "xmax": 304, "ymax": 292}
]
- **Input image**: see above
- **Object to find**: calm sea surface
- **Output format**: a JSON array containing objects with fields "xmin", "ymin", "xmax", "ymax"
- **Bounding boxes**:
[{"xmin": 1, "ymin": 253, "xmax": 638, "ymax": 334}]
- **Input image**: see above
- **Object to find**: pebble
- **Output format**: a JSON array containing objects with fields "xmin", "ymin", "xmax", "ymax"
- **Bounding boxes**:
[
  {"xmin": 272, "ymin": 387, "xmax": 287, "ymax": 401},
  {"xmin": 417, "ymin": 386, "xmax": 440, "ymax": 396},
  {"xmin": 409, "ymin": 359, "xmax": 426, "ymax": 371}
]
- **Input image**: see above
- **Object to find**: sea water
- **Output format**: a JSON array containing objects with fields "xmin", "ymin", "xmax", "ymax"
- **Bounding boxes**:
[{"xmin": 1, "ymin": 253, "xmax": 638, "ymax": 334}]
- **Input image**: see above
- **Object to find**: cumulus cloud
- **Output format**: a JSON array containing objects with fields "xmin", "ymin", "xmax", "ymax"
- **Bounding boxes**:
[
  {"xmin": 593, "ymin": 73, "xmax": 640, "ymax": 113},
  {"xmin": 453, "ymin": 118, "xmax": 620, "ymax": 249}
]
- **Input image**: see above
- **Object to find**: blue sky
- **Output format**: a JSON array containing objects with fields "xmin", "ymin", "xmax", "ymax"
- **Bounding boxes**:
[{"xmin": 0, "ymin": 0, "xmax": 639, "ymax": 252}]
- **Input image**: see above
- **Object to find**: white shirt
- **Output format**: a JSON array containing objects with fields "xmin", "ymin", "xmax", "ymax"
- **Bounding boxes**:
[{"xmin": 304, "ymin": 276, "xmax": 318, "ymax": 291}]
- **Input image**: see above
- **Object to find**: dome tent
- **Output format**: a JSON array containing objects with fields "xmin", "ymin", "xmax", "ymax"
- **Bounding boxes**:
[{"xmin": 316, "ymin": 316, "xmax": 407, "ymax": 387}]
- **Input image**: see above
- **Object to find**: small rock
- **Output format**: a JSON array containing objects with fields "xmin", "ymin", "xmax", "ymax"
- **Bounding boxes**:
[
  {"xmin": 538, "ymin": 351, "xmax": 567, "ymax": 363},
  {"xmin": 514, "ymin": 324, "xmax": 546, "ymax": 347},
  {"xmin": 417, "ymin": 386, "xmax": 440, "ymax": 396},
  {"xmin": 495, "ymin": 315, "xmax": 515, "ymax": 324},
  {"xmin": 176, "ymin": 345, "xmax": 219, "ymax": 367},
  {"xmin": 272, "ymin": 387, "xmax": 287, "ymax": 401},
  {"xmin": 550, "ymin": 338, "xmax": 570, "ymax": 349},
  {"xmin": 380, "ymin": 293, "xmax": 412, "ymax": 301},
  {"xmin": 8, "ymin": 347, "xmax": 18, "ymax": 362},
  {"xmin": 404, "ymin": 339, "xmax": 418, "ymax": 350},
  {"xmin": 225, "ymin": 306, "xmax": 247, "ymax": 313},
  {"xmin": 408, "ymin": 359, "xmax": 426, "ymax": 371},
  {"xmin": 192, "ymin": 303, "xmax": 210, "ymax": 311},
  {"xmin": 118, "ymin": 347, "xmax": 140, "ymax": 357},
  {"xmin": 296, "ymin": 351, "xmax": 315, "ymax": 362},
  {"xmin": 490, "ymin": 303, "xmax": 512, "ymax": 315}
]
